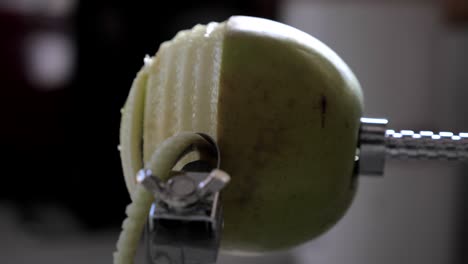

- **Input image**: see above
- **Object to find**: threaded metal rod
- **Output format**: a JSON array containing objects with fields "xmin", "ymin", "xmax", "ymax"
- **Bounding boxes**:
[
  {"xmin": 385, "ymin": 130, "xmax": 468, "ymax": 160},
  {"xmin": 358, "ymin": 118, "xmax": 468, "ymax": 175}
]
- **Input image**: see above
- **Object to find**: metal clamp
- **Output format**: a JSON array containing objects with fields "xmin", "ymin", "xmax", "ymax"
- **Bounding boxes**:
[
  {"xmin": 358, "ymin": 117, "xmax": 468, "ymax": 175},
  {"xmin": 137, "ymin": 133, "xmax": 230, "ymax": 264}
]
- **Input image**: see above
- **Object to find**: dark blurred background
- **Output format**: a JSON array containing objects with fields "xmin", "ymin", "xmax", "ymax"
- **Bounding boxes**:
[{"xmin": 1, "ymin": 0, "xmax": 467, "ymax": 263}]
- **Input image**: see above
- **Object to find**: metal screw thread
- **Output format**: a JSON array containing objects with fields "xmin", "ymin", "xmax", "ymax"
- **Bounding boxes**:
[{"xmin": 385, "ymin": 130, "xmax": 468, "ymax": 160}]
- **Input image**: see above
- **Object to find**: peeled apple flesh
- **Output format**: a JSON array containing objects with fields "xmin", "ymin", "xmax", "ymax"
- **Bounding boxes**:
[{"xmin": 120, "ymin": 16, "xmax": 363, "ymax": 254}]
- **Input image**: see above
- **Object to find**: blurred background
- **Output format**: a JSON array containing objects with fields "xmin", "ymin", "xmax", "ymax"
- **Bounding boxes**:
[{"xmin": 0, "ymin": 0, "xmax": 467, "ymax": 263}]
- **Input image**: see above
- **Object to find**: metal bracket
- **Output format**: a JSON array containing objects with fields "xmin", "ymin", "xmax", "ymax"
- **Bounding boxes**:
[
  {"xmin": 137, "ymin": 133, "xmax": 230, "ymax": 264},
  {"xmin": 145, "ymin": 175, "xmax": 224, "ymax": 264}
]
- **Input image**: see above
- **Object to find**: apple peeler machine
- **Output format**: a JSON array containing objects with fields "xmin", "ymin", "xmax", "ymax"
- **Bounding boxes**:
[{"xmin": 138, "ymin": 118, "xmax": 468, "ymax": 264}]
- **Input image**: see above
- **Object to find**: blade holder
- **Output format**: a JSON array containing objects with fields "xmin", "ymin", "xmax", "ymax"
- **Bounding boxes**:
[
  {"xmin": 138, "ymin": 169, "xmax": 230, "ymax": 210},
  {"xmin": 359, "ymin": 117, "xmax": 468, "ymax": 175},
  {"xmin": 141, "ymin": 169, "xmax": 228, "ymax": 264},
  {"xmin": 137, "ymin": 133, "xmax": 230, "ymax": 264}
]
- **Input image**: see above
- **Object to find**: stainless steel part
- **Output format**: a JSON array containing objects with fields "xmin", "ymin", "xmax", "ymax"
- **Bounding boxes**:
[
  {"xmin": 359, "ymin": 117, "xmax": 468, "ymax": 175},
  {"xmin": 138, "ymin": 169, "xmax": 230, "ymax": 208},
  {"xmin": 139, "ymin": 133, "xmax": 230, "ymax": 264},
  {"xmin": 145, "ymin": 171, "xmax": 224, "ymax": 264},
  {"xmin": 358, "ymin": 118, "xmax": 388, "ymax": 176}
]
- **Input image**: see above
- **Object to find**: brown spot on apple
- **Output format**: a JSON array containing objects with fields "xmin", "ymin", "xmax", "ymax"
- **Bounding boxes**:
[{"xmin": 320, "ymin": 94, "xmax": 327, "ymax": 128}]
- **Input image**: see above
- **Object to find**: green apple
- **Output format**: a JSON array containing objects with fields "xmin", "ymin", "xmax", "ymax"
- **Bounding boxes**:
[{"xmin": 120, "ymin": 16, "xmax": 363, "ymax": 254}]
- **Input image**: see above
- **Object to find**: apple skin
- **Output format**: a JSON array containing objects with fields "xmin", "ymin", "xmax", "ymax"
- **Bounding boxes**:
[{"xmin": 216, "ymin": 16, "xmax": 363, "ymax": 253}]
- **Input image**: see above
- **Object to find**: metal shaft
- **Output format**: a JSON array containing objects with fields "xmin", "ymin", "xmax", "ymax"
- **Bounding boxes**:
[
  {"xmin": 385, "ymin": 130, "xmax": 468, "ymax": 160},
  {"xmin": 359, "ymin": 118, "xmax": 468, "ymax": 175}
]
